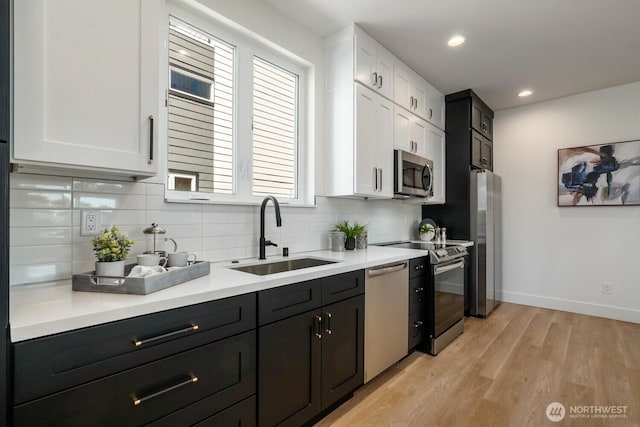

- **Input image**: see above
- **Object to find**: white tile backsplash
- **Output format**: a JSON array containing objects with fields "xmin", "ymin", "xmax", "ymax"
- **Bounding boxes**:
[{"xmin": 9, "ymin": 172, "xmax": 421, "ymax": 285}]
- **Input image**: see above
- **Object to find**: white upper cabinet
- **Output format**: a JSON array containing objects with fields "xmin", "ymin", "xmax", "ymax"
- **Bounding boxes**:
[
  {"xmin": 425, "ymin": 81, "xmax": 445, "ymax": 130},
  {"xmin": 394, "ymin": 62, "xmax": 444, "ymax": 130},
  {"xmin": 394, "ymin": 63, "xmax": 426, "ymax": 118},
  {"xmin": 394, "ymin": 106, "xmax": 427, "ymax": 158},
  {"xmin": 354, "ymin": 85, "xmax": 394, "ymax": 197},
  {"xmin": 354, "ymin": 26, "xmax": 394, "ymax": 100},
  {"xmin": 424, "ymin": 122, "xmax": 446, "ymax": 204},
  {"xmin": 13, "ymin": 0, "xmax": 162, "ymax": 178}
]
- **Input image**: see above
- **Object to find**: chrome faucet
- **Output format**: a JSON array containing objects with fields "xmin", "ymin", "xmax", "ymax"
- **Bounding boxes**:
[{"xmin": 259, "ymin": 195, "xmax": 282, "ymax": 260}]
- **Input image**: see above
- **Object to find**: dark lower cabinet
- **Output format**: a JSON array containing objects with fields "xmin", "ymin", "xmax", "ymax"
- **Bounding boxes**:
[
  {"xmin": 12, "ymin": 294, "xmax": 258, "ymax": 427},
  {"xmin": 13, "ymin": 330, "xmax": 256, "ymax": 427},
  {"xmin": 258, "ymin": 309, "xmax": 322, "ymax": 427},
  {"xmin": 258, "ymin": 271, "xmax": 365, "ymax": 427},
  {"xmin": 321, "ymin": 296, "xmax": 364, "ymax": 410},
  {"xmin": 408, "ymin": 257, "xmax": 427, "ymax": 351}
]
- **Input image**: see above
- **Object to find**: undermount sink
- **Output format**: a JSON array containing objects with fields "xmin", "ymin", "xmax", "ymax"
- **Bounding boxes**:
[{"xmin": 230, "ymin": 257, "xmax": 339, "ymax": 276}]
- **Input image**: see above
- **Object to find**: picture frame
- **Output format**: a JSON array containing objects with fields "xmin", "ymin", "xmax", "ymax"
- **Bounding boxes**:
[{"xmin": 558, "ymin": 140, "xmax": 640, "ymax": 206}]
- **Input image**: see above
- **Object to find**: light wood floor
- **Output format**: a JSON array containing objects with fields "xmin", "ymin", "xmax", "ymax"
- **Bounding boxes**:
[{"xmin": 315, "ymin": 303, "xmax": 640, "ymax": 427}]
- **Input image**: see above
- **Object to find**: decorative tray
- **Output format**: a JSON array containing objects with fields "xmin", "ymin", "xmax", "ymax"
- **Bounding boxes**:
[{"xmin": 72, "ymin": 261, "xmax": 211, "ymax": 295}]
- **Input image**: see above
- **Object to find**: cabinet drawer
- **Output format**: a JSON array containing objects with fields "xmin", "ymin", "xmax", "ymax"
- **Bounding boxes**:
[
  {"xmin": 194, "ymin": 395, "xmax": 256, "ymax": 427},
  {"xmin": 13, "ymin": 293, "xmax": 256, "ymax": 404},
  {"xmin": 322, "ymin": 270, "xmax": 365, "ymax": 305},
  {"xmin": 409, "ymin": 257, "xmax": 427, "ymax": 279},
  {"xmin": 409, "ymin": 277, "xmax": 426, "ymax": 314},
  {"xmin": 258, "ymin": 279, "xmax": 322, "ymax": 326},
  {"xmin": 408, "ymin": 310, "xmax": 425, "ymax": 351},
  {"xmin": 13, "ymin": 330, "xmax": 256, "ymax": 427},
  {"xmin": 148, "ymin": 395, "xmax": 256, "ymax": 427}
]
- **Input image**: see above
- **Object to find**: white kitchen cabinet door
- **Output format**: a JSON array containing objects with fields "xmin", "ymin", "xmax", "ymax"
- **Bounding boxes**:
[
  {"xmin": 394, "ymin": 64, "xmax": 428, "ymax": 120},
  {"xmin": 13, "ymin": 0, "xmax": 161, "ymax": 177},
  {"xmin": 393, "ymin": 106, "xmax": 412, "ymax": 153},
  {"xmin": 424, "ymin": 123, "xmax": 446, "ymax": 204},
  {"xmin": 426, "ymin": 82, "xmax": 445, "ymax": 130},
  {"xmin": 354, "ymin": 84, "xmax": 393, "ymax": 198},
  {"xmin": 393, "ymin": 62, "xmax": 412, "ymax": 111},
  {"xmin": 410, "ymin": 116, "xmax": 427, "ymax": 158},
  {"xmin": 354, "ymin": 27, "xmax": 394, "ymax": 100},
  {"xmin": 375, "ymin": 95, "xmax": 394, "ymax": 197}
]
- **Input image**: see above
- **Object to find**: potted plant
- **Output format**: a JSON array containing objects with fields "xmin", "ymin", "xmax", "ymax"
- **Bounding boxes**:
[
  {"xmin": 92, "ymin": 225, "xmax": 136, "ymax": 277},
  {"xmin": 334, "ymin": 220, "xmax": 366, "ymax": 250},
  {"xmin": 419, "ymin": 223, "xmax": 435, "ymax": 241}
]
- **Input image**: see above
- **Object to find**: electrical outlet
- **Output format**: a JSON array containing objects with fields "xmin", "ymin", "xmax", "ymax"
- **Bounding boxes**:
[
  {"xmin": 602, "ymin": 282, "xmax": 613, "ymax": 295},
  {"xmin": 81, "ymin": 210, "xmax": 100, "ymax": 236}
]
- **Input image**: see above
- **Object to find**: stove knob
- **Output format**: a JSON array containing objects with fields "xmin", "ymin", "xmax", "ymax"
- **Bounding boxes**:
[{"xmin": 437, "ymin": 249, "xmax": 447, "ymax": 257}]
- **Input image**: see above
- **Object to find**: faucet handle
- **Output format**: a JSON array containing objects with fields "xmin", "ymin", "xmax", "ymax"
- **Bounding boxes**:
[{"xmin": 265, "ymin": 240, "xmax": 278, "ymax": 248}]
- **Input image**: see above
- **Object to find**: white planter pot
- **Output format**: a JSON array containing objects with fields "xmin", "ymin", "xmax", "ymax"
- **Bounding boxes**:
[
  {"xmin": 95, "ymin": 260, "xmax": 125, "ymax": 277},
  {"xmin": 419, "ymin": 231, "xmax": 434, "ymax": 241}
]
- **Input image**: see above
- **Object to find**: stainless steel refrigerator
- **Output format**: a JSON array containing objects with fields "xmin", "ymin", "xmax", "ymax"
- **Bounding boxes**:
[{"xmin": 469, "ymin": 170, "xmax": 502, "ymax": 317}]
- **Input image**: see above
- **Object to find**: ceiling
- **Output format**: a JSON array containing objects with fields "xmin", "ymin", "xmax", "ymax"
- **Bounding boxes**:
[{"xmin": 263, "ymin": 0, "xmax": 640, "ymax": 111}]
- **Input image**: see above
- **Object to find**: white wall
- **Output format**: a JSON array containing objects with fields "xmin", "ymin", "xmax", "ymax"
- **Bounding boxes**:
[{"xmin": 494, "ymin": 81, "xmax": 640, "ymax": 323}]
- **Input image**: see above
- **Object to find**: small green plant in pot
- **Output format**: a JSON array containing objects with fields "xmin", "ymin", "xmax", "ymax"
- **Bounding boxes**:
[
  {"xmin": 92, "ymin": 225, "xmax": 136, "ymax": 277},
  {"xmin": 334, "ymin": 220, "xmax": 366, "ymax": 250},
  {"xmin": 419, "ymin": 223, "xmax": 435, "ymax": 241}
]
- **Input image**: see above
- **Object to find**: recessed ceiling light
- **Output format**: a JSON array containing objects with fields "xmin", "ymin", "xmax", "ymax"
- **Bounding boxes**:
[
  {"xmin": 178, "ymin": 49, "xmax": 189, "ymax": 56},
  {"xmin": 447, "ymin": 35, "xmax": 466, "ymax": 47},
  {"xmin": 518, "ymin": 89, "xmax": 534, "ymax": 97}
]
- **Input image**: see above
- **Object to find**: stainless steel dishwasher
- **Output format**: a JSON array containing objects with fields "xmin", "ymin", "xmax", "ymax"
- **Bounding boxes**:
[{"xmin": 364, "ymin": 261, "xmax": 409, "ymax": 383}]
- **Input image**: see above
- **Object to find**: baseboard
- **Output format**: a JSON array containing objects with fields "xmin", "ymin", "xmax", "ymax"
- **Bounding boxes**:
[{"xmin": 500, "ymin": 290, "xmax": 640, "ymax": 324}]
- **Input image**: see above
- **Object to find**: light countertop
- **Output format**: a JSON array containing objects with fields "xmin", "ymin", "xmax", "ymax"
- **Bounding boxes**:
[{"xmin": 10, "ymin": 246, "xmax": 432, "ymax": 342}]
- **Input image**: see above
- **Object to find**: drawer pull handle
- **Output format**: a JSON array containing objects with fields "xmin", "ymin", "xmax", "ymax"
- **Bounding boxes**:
[
  {"xmin": 324, "ymin": 312, "xmax": 332, "ymax": 335},
  {"xmin": 133, "ymin": 324, "xmax": 199, "ymax": 347},
  {"xmin": 314, "ymin": 315, "xmax": 322, "ymax": 339},
  {"xmin": 132, "ymin": 375, "xmax": 198, "ymax": 406}
]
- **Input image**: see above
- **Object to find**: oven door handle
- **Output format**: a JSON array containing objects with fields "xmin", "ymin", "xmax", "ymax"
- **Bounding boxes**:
[{"xmin": 434, "ymin": 260, "xmax": 465, "ymax": 275}]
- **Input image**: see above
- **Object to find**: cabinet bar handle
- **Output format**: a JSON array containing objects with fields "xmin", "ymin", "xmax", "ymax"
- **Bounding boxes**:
[
  {"xmin": 378, "ymin": 168, "xmax": 383, "ymax": 191},
  {"xmin": 132, "ymin": 375, "xmax": 198, "ymax": 406},
  {"xmin": 314, "ymin": 315, "xmax": 323, "ymax": 339},
  {"xmin": 133, "ymin": 324, "xmax": 199, "ymax": 347},
  {"xmin": 373, "ymin": 167, "xmax": 378, "ymax": 191},
  {"xmin": 148, "ymin": 115, "xmax": 154, "ymax": 165},
  {"xmin": 429, "ymin": 108, "xmax": 433, "ymax": 119},
  {"xmin": 324, "ymin": 312, "xmax": 332, "ymax": 335},
  {"xmin": 371, "ymin": 72, "xmax": 378, "ymax": 87},
  {"xmin": 414, "ymin": 98, "xmax": 418, "ymax": 110},
  {"xmin": 377, "ymin": 74, "xmax": 383, "ymax": 89},
  {"xmin": 410, "ymin": 96, "xmax": 414, "ymax": 108}
]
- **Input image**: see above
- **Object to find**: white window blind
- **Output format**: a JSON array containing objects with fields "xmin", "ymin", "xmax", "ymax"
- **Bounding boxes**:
[
  {"xmin": 168, "ymin": 18, "xmax": 234, "ymax": 194},
  {"xmin": 252, "ymin": 56, "xmax": 298, "ymax": 198}
]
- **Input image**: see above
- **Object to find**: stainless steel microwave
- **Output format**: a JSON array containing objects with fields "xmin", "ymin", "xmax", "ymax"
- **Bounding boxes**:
[{"xmin": 394, "ymin": 149, "xmax": 434, "ymax": 198}]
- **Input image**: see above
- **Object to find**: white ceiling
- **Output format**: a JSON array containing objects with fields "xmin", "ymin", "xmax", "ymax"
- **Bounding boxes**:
[{"xmin": 264, "ymin": 0, "xmax": 640, "ymax": 111}]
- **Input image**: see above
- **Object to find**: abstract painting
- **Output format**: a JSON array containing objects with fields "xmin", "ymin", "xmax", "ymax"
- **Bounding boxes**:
[{"xmin": 558, "ymin": 140, "xmax": 640, "ymax": 206}]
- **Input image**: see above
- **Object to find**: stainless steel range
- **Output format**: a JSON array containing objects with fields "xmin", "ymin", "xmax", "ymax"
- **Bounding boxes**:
[{"xmin": 377, "ymin": 241, "xmax": 468, "ymax": 355}]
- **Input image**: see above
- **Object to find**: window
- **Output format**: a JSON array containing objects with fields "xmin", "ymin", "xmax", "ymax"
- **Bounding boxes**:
[
  {"xmin": 165, "ymin": 10, "xmax": 311, "ymax": 205},
  {"xmin": 252, "ymin": 57, "xmax": 298, "ymax": 198},
  {"xmin": 167, "ymin": 17, "xmax": 234, "ymax": 194}
]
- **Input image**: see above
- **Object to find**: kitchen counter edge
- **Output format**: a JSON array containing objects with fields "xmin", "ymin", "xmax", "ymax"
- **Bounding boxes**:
[{"xmin": 10, "ymin": 246, "xmax": 429, "ymax": 342}]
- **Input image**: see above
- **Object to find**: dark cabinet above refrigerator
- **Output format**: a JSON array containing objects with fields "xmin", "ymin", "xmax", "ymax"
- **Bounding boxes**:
[{"xmin": 444, "ymin": 89, "xmax": 495, "ymax": 172}]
